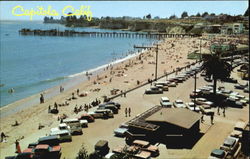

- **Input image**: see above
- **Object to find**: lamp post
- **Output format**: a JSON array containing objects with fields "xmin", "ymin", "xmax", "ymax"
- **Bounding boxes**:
[{"xmin": 155, "ymin": 44, "xmax": 159, "ymax": 81}]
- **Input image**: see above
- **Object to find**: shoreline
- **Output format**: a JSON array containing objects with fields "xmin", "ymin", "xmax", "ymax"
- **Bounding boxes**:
[{"xmin": 0, "ymin": 41, "xmax": 155, "ymax": 118}]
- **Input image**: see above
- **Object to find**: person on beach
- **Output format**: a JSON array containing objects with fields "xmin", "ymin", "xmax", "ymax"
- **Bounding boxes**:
[
  {"xmin": 48, "ymin": 105, "xmax": 51, "ymax": 113},
  {"xmin": 40, "ymin": 94, "xmax": 44, "ymax": 104},
  {"xmin": 1, "ymin": 132, "xmax": 7, "ymax": 142},
  {"xmin": 210, "ymin": 114, "xmax": 214, "ymax": 125},
  {"xmin": 217, "ymin": 107, "xmax": 220, "ymax": 115},
  {"xmin": 77, "ymin": 89, "xmax": 80, "ymax": 95},
  {"xmin": 60, "ymin": 86, "xmax": 64, "ymax": 93},
  {"xmin": 125, "ymin": 108, "xmax": 128, "ymax": 117},
  {"xmin": 15, "ymin": 140, "xmax": 21, "ymax": 153},
  {"xmin": 54, "ymin": 102, "xmax": 58, "ymax": 110},
  {"xmin": 124, "ymin": 90, "xmax": 127, "ymax": 97},
  {"xmin": 120, "ymin": 90, "xmax": 123, "ymax": 97},
  {"xmin": 223, "ymin": 107, "xmax": 226, "ymax": 117},
  {"xmin": 128, "ymin": 107, "xmax": 131, "ymax": 117}
]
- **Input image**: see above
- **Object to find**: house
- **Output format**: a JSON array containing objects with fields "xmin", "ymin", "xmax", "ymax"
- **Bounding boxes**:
[
  {"xmin": 125, "ymin": 106, "xmax": 202, "ymax": 145},
  {"xmin": 221, "ymin": 23, "xmax": 245, "ymax": 34}
]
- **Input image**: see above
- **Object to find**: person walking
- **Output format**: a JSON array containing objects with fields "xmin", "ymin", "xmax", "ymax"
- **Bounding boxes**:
[
  {"xmin": 125, "ymin": 108, "xmax": 128, "ymax": 117},
  {"xmin": 201, "ymin": 114, "xmax": 204, "ymax": 123},
  {"xmin": 223, "ymin": 107, "xmax": 226, "ymax": 117},
  {"xmin": 128, "ymin": 107, "xmax": 131, "ymax": 117},
  {"xmin": 15, "ymin": 140, "xmax": 21, "ymax": 153},
  {"xmin": 217, "ymin": 107, "xmax": 220, "ymax": 115},
  {"xmin": 210, "ymin": 114, "xmax": 214, "ymax": 125},
  {"xmin": 1, "ymin": 132, "xmax": 6, "ymax": 142},
  {"xmin": 124, "ymin": 90, "xmax": 127, "ymax": 97}
]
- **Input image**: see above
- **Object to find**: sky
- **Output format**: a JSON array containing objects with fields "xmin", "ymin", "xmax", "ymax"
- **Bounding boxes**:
[{"xmin": 0, "ymin": 1, "xmax": 248, "ymax": 20}]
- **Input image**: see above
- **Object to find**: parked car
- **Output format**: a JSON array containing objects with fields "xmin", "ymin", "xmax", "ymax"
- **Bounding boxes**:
[
  {"xmin": 193, "ymin": 98, "xmax": 214, "ymax": 107},
  {"xmin": 167, "ymin": 81, "xmax": 177, "ymax": 87},
  {"xmin": 95, "ymin": 140, "xmax": 110, "ymax": 156},
  {"xmin": 38, "ymin": 135, "xmax": 60, "ymax": 147},
  {"xmin": 155, "ymin": 84, "xmax": 168, "ymax": 91},
  {"xmin": 88, "ymin": 109, "xmax": 114, "ymax": 119},
  {"xmin": 199, "ymin": 105, "xmax": 214, "ymax": 115},
  {"xmin": 160, "ymin": 97, "xmax": 172, "ymax": 107},
  {"xmin": 208, "ymin": 149, "xmax": 227, "ymax": 159},
  {"xmin": 234, "ymin": 84, "xmax": 246, "ymax": 90},
  {"xmin": 220, "ymin": 136, "xmax": 241, "ymax": 157},
  {"xmin": 62, "ymin": 119, "xmax": 83, "ymax": 135},
  {"xmin": 104, "ymin": 152, "xmax": 115, "ymax": 159},
  {"xmin": 98, "ymin": 104, "xmax": 119, "ymax": 114},
  {"xmin": 50, "ymin": 130, "xmax": 72, "ymax": 142},
  {"xmin": 131, "ymin": 140, "xmax": 159, "ymax": 157},
  {"xmin": 154, "ymin": 81, "xmax": 169, "ymax": 86},
  {"xmin": 243, "ymin": 87, "xmax": 249, "ymax": 93},
  {"xmin": 105, "ymin": 101, "xmax": 121, "ymax": 109},
  {"xmin": 114, "ymin": 127, "xmax": 128, "ymax": 137},
  {"xmin": 50, "ymin": 123, "xmax": 71, "ymax": 133},
  {"xmin": 224, "ymin": 78, "xmax": 237, "ymax": 83},
  {"xmin": 186, "ymin": 102, "xmax": 200, "ymax": 112},
  {"xmin": 226, "ymin": 97, "xmax": 243, "ymax": 108},
  {"xmin": 78, "ymin": 113, "xmax": 95, "ymax": 123},
  {"xmin": 230, "ymin": 121, "xmax": 247, "ymax": 139},
  {"xmin": 33, "ymin": 144, "xmax": 61, "ymax": 159},
  {"xmin": 144, "ymin": 87, "xmax": 163, "ymax": 94},
  {"xmin": 173, "ymin": 100, "xmax": 186, "ymax": 108}
]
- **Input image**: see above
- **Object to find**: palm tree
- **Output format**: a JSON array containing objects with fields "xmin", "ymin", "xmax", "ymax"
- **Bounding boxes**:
[{"xmin": 202, "ymin": 54, "xmax": 232, "ymax": 95}]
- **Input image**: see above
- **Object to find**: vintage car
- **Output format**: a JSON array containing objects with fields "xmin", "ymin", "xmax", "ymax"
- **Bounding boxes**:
[
  {"xmin": 160, "ymin": 97, "xmax": 172, "ymax": 107},
  {"xmin": 208, "ymin": 149, "xmax": 227, "ymax": 159},
  {"xmin": 88, "ymin": 109, "xmax": 114, "ymax": 119},
  {"xmin": 38, "ymin": 135, "xmax": 60, "ymax": 146},
  {"xmin": 230, "ymin": 121, "xmax": 247, "ymax": 139},
  {"xmin": 105, "ymin": 101, "xmax": 121, "ymax": 109},
  {"xmin": 98, "ymin": 104, "xmax": 119, "ymax": 114},
  {"xmin": 132, "ymin": 140, "xmax": 159, "ymax": 157},
  {"xmin": 50, "ymin": 123, "xmax": 71, "ymax": 133},
  {"xmin": 144, "ymin": 87, "xmax": 163, "ymax": 94},
  {"xmin": 33, "ymin": 144, "xmax": 61, "ymax": 159},
  {"xmin": 220, "ymin": 136, "xmax": 240, "ymax": 155},
  {"xmin": 173, "ymin": 100, "xmax": 186, "ymax": 108},
  {"xmin": 155, "ymin": 84, "xmax": 169, "ymax": 91},
  {"xmin": 62, "ymin": 119, "xmax": 83, "ymax": 135},
  {"xmin": 199, "ymin": 105, "xmax": 214, "ymax": 115},
  {"xmin": 50, "ymin": 130, "xmax": 72, "ymax": 142},
  {"xmin": 193, "ymin": 98, "xmax": 214, "ymax": 107},
  {"xmin": 78, "ymin": 113, "xmax": 95, "ymax": 122},
  {"xmin": 186, "ymin": 102, "xmax": 200, "ymax": 112},
  {"xmin": 95, "ymin": 140, "xmax": 110, "ymax": 156},
  {"xmin": 114, "ymin": 127, "xmax": 128, "ymax": 137}
]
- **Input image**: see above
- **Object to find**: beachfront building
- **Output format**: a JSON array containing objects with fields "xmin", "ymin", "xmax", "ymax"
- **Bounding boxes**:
[
  {"xmin": 221, "ymin": 23, "xmax": 245, "ymax": 34},
  {"xmin": 125, "ymin": 106, "xmax": 202, "ymax": 147}
]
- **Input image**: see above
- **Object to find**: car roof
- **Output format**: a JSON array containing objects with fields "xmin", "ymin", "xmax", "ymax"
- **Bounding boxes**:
[
  {"xmin": 36, "ymin": 144, "xmax": 49, "ymax": 149},
  {"xmin": 38, "ymin": 135, "xmax": 58, "ymax": 142},
  {"xmin": 50, "ymin": 130, "xmax": 70, "ymax": 135},
  {"xmin": 224, "ymin": 137, "xmax": 236, "ymax": 146},
  {"xmin": 161, "ymin": 97, "xmax": 169, "ymax": 100},
  {"xmin": 175, "ymin": 99, "xmax": 183, "ymax": 103},
  {"xmin": 59, "ymin": 123, "xmax": 67, "ymax": 127},
  {"xmin": 63, "ymin": 118, "xmax": 79, "ymax": 122}
]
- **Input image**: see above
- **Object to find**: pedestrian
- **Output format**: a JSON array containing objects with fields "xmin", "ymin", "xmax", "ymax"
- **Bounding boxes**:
[
  {"xmin": 1, "ymin": 132, "xmax": 6, "ymax": 142},
  {"xmin": 48, "ymin": 105, "xmax": 51, "ymax": 113},
  {"xmin": 54, "ymin": 102, "xmax": 58, "ymax": 110},
  {"xmin": 77, "ymin": 89, "xmax": 80, "ymax": 95},
  {"xmin": 121, "ymin": 90, "xmax": 123, "ymax": 97},
  {"xmin": 210, "ymin": 114, "xmax": 214, "ymax": 125},
  {"xmin": 124, "ymin": 91, "xmax": 127, "ymax": 97},
  {"xmin": 125, "ymin": 108, "xmax": 128, "ymax": 117},
  {"xmin": 40, "ymin": 94, "xmax": 44, "ymax": 104},
  {"xmin": 128, "ymin": 107, "xmax": 131, "ymax": 117},
  {"xmin": 201, "ymin": 114, "xmax": 204, "ymax": 123},
  {"xmin": 223, "ymin": 107, "xmax": 226, "ymax": 117},
  {"xmin": 15, "ymin": 140, "xmax": 21, "ymax": 153},
  {"xmin": 217, "ymin": 107, "xmax": 220, "ymax": 115}
]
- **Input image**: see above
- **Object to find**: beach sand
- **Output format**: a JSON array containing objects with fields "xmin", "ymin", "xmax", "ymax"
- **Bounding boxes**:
[{"xmin": 1, "ymin": 36, "xmax": 247, "ymax": 158}]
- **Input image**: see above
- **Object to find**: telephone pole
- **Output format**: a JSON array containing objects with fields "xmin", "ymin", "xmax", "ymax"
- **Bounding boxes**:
[{"xmin": 155, "ymin": 44, "xmax": 158, "ymax": 81}]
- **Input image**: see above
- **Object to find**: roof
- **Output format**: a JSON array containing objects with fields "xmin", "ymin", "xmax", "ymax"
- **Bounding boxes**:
[
  {"xmin": 38, "ymin": 135, "xmax": 58, "ymax": 142},
  {"xmin": 145, "ymin": 108, "xmax": 202, "ymax": 129}
]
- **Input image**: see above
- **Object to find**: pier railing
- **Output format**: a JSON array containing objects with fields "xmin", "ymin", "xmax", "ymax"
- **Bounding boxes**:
[{"xmin": 19, "ymin": 28, "xmax": 201, "ymax": 39}]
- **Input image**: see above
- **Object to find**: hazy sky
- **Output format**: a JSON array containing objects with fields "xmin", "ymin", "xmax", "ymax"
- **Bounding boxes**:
[{"xmin": 0, "ymin": 1, "xmax": 248, "ymax": 20}]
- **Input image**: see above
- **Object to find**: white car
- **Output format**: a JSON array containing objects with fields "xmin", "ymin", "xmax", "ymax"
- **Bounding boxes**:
[
  {"xmin": 230, "ymin": 121, "xmax": 247, "ymax": 139},
  {"xmin": 186, "ymin": 102, "xmax": 200, "ymax": 112},
  {"xmin": 173, "ymin": 100, "xmax": 186, "ymax": 108},
  {"xmin": 160, "ymin": 97, "xmax": 172, "ymax": 107}
]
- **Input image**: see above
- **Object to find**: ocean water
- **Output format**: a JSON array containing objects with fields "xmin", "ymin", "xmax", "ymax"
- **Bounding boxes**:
[{"xmin": 0, "ymin": 21, "xmax": 156, "ymax": 107}]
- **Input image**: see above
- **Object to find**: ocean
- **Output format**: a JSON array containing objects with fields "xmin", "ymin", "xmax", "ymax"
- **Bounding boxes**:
[{"xmin": 0, "ymin": 20, "xmax": 156, "ymax": 107}]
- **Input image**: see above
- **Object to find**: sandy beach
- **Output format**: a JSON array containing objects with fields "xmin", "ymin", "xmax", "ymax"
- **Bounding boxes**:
[{"xmin": 0, "ymin": 36, "xmax": 248, "ymax": 158}]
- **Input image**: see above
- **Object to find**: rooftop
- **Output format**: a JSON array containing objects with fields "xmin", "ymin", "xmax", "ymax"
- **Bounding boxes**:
[{"xmin": 145, "ymin": 108, "xmax": 202, "ymax": 129}]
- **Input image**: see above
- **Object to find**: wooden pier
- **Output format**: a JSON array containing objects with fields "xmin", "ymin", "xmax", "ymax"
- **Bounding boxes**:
[{"xmin": 19, "ymin": 28, "xmax": 201, "ymax": 39}]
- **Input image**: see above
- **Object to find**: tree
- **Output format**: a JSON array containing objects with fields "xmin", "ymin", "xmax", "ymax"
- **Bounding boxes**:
[
  {"xmin": 169, "ymin": 15, "xmax": 177, "ymax": 19},
  {"xmin": 210, "ymin": 13, "xmax": 216, "ymax": 16},
  {"xmin": 76, "ymin": 144, "xmax": 89, "ymax": 159},
  {"xmin": 196, "ymin": 13, "xmax": 201, "ymax": 17},
  {"xmin": 181, "ymin": 11, "xmax": 188, "ymax": 19},
  {"xmin": 146, "ymin": 14, "xmax": 151, "ymax": 19},
  {"xmin": 201, "ymin": 12, "xmax": 209, "ymax": 17},
  {"xmin": 244, "ymin": 7, "xmax": 249, "ymax": 16},
  {"xmin": 201, "ymin": 54, "xmax": 232, "ymax": 95}
]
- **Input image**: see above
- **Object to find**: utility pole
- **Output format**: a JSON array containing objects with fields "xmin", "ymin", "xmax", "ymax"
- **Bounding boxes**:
[{"xmin": 155, "ymin": 44, "xmax": 158, "ymax": 81}]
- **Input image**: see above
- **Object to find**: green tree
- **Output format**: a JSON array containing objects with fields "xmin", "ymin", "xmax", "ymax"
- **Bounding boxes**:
[
  {"xmin": 76, "ymin": 144, "xmax": 89, "ymax": 159},
  {"xmin": 202, "ymin": 54, "xmax": 232, "ymax": 95},
  {"xmin": 196, "ymin": 13, "xmax": 201, "ymax": 17},
  {"xmin": 169, "ymin": 14, "xmax": 177, "ymax": 19},
  {"xmin": 201, "ymin": 12, "xmax": 209, "ymax": 17},
  {"xmin": 146, "ymin": 14, "xmax": 151, "ymax": 19},
  {"xmin": 181, "ymin": 11, "xmax": 188, "ymax": 19}
]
